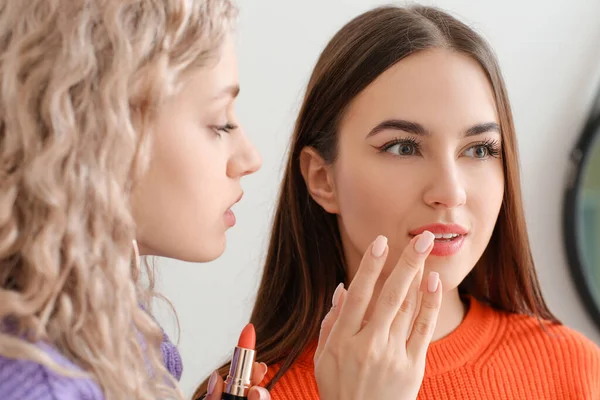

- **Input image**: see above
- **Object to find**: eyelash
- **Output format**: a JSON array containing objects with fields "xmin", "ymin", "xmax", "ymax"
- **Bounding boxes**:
[
  {"xmin": 475, "ymin": 138, "xmax": 502, "ymax": 158},
  {"xmin": 212, "ymin": 123, "xmax": 238, "ymax": 135},
  {"xmin": 377, "ymin": 136, "xmax": 422, "ymax": 155},
  {"xmin": 376, "ymin": 137, "xmax": 502, "ymax": 159}
]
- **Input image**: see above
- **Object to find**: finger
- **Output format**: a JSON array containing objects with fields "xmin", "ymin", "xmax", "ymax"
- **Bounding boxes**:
[
  {"xmin": 390, "ymin": 259, "xmax": 424, "ymax": 341},
  {"xmin": 368, "ymin": 231, "xmax": 434, "ymax": 335},
  {"xmin": 314, "ymin": 285, "xmax": 347, "ymax": 362},
  {"xmin": 248, "ymin": 386, "xmax": 271, "ymax": 400},
  {"xmin": 334, "ymin": 235, "xmax": 389, "ymax": 335},
  {"xmin": 251, "ymin": 362, "xmax": 268, "ymax": 386},
  {"xmin": 407, "ymin": 272, "xmax": 442, "ymax": 360},
  {"xmin": 204, "ymin": 370, "xmax": 224, "ymax": 400}
]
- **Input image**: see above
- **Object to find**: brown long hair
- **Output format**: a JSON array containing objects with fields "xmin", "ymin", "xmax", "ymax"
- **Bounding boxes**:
[{"xmin": 194, "ymin": 5, "xmax": 558, "ymax": 397}]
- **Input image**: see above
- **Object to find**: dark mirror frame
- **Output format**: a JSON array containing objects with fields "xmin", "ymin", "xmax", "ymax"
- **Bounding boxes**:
[{"xmin": 563, "ymin": 90, "xmax": 600, "ymax": 332}]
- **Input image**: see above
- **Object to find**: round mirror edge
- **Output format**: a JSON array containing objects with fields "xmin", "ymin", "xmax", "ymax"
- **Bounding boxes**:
[{"xmin": 563, "ymin": 113, "xmax": 600, "ymax": 332}]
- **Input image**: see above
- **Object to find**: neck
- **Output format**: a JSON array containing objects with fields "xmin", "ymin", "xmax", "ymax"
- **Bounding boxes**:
[{"xmin": 431, "ymin": 287, "xmax": 467, "ymax": 341}]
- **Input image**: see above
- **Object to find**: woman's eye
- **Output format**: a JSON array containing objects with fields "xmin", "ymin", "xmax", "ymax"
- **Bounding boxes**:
[
  {"xmin": 215, "ymin": 123, "xmax": 237, "ymax": 134},
  {"xmin": 464, "ymin": 145, "xmax": 489, "ymax": 159},
  {"xmin": 380, "ymin": 139, "xmax": 421, "ymax": 156},
  {"xmin": 463, "ymin": 140, "xmax": 501, "ymax": 159},
  {"xmin": 211, "ymin": 123, "xmax": 238, "ymax": 136},
  {"xmin": 388, "ymin": 143, "xmax": 416, "ymax": 156}
]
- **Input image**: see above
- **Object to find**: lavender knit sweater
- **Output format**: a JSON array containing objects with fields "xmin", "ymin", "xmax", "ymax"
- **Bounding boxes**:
[{"xmin": 0, "ymin": 330, "xmax": 183, "ymax": 399}]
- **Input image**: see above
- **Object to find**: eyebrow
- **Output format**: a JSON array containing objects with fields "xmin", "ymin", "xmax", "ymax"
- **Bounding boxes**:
[
  {"xmin": 366, "ymin": 119, "xmax": 501, "ymax": 138},
  {"xmin": 214, "ymin": 84, "xmax": 240, "ymax": 100}
]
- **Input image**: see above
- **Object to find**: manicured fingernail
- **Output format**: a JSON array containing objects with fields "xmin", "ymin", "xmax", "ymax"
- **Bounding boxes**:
[
  {"xmin": 260, "ymin": 362, "xmax": 268, "ymax": 375},
  {"xmin": 371, "ymin": 235, "xmax": 388, "ymax": 257},
  {"xmin": 415, "ymin": 231, "xmax": 435, "ymax": 253},
  {"xmin": 427, "ymin": 272, "xmax": 439, "ymax": 293},
  {"xmin": 207, "ymin": 370, "xmax": 218, "ymax": 395},
  {"xmin": 255, "ymin": 387, "xmax": 270, "ymax": 400},
  {"xmin": 332, "ymin": 282, "xmax": 344, "ymax": 307}
]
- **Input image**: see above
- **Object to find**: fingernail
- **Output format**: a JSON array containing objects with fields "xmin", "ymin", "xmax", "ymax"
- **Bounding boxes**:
[
  {"xmin": 371, "ymin": 235, "xmax": 388, "ymax": 257},
  {"xmin": 260, "ymin": 362, "xmax": 268, "ymax": 375},
  {"xmin": 427, "ymin": 272, "xmax": 439, "ymax": 293},
  {"xmin": 332, "ymin": 282, "xmax": 344, "ymax": 307},
  {"xmin": 415, "ymin": 231, "xmax": 435, "ymax": 253},
  {"xmin": 207, "ymin": 370, "xmax": 218, "ymax": 395},
  {"xmin": 256, "ymin": 387, "xmax": 270, "ymax": 400}
]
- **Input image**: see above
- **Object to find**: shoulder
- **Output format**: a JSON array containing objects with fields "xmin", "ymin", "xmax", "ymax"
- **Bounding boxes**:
[
  {"xmin": 141, "ymin": 304, "xmax": 183, "ymax": 381},
  {"xmin": 505, "ymin": 312, "xmax": 600, "ymax": 359},
  {"xmin": 0, "ymin": 342, "xmax": 104, "ymax": 400},
  {"xmin": 500, "ymin": 312, "xmax": 600, "ymax": 390},
  {"xmin": 160, "ymin": 329, "xmax": 183, "ymax": 381}
]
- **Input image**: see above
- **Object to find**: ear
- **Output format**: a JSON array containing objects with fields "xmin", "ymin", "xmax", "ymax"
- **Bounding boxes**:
[{"xmin": 299, "ymin": 147, "xmax": 339, "ymax": 214}]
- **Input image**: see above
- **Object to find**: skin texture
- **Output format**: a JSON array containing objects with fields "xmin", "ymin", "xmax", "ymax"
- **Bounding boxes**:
[
  {"xmin": 131, "ymin": 36, "xmax": 268, "ymax": 400},
  {"xmin": 132, "ymin": 36, "xmax": 262, "ymax": 263},
  {"xmin": 302, "ymin": 48, "xmax": 505, "ymax": 341}
]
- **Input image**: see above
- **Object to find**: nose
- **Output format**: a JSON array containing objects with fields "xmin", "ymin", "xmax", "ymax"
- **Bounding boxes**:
[
  {"xmin": 422, "ymin": 160, "xmax": 466, "ymax": 209},
  {"xmin": 227, "ymin": 129, "xmax": 262, "ymax": 178}
]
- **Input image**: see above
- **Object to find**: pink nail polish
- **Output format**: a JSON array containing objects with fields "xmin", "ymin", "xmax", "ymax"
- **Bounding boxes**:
[
  {"xmin": 260, "ymin": 362, "xmax": 268, "ymax": 375},
  {"xmin": 256, "ymin": 387, "xmax": 270, "ymax": 400},
  {"xmin": 207, "ymin": 370, "xmax": 218, "ymax": 395},
  {"xmin": 415, "ymin": 231, "xmax": 435, "ymax": 253},
  {"xmin": 372, "ymin": 235, "xmax": 388, "ymax": 257},
  {"xmin": 332, "ymin": 282, "xmax": 344, "ymax": 307},
  {"xmin": 427, "ymin": 272, "xmax": 439, "ymax": 293}
]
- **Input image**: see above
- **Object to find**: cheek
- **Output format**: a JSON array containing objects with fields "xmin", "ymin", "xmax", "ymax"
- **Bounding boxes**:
[
  {"xmin": 133, "ymin": 121, "xmax": 228, "ymax": 261},
  {"xmin": 334, "ymin": 159, "xmax": 421, "ymax": 250},
  {"xmin": 468, "ymin": 161, "xmax": 504, "ymax": 232}
]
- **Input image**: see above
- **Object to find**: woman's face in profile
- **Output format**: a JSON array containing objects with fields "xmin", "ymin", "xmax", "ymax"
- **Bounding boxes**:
[{"xmin": 132, "ymin": 35, "xmax": 262, "ymax": 263}]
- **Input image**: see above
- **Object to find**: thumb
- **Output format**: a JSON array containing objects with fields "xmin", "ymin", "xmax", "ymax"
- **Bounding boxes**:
[
  {"xmin": 204, "ymin": 370, "xmax": 224, "ymax": 400},
  {"xmin": 248, "ymin": 386, "xmax": 271, "ymax": 400},
  {"xmin": 314, "ymin": 283, "xmax": 346, "ymax": 362}
]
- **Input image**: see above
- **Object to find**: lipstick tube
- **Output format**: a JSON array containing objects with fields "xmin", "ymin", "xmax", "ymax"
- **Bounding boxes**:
[{"xmin": 222, "ymin": 323, "xmax": 256, "ymax": 400}]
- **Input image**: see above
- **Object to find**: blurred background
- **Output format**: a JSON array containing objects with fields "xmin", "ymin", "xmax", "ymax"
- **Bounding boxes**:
[{"xmin": 150, "ymin": 0, "xmax": 600, "ymax": 396}]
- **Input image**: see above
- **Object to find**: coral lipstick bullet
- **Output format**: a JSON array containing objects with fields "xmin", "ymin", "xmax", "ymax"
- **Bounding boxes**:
[{"xmin": 222, "ymin": 323, "xmax": 256, "ymax": 400}]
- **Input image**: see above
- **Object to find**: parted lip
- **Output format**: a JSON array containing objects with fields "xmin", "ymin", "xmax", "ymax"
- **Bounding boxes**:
[
  {"xmin": 227, "ymin": 192, "xmax": 244, "ymax": 210},
  {"xmin": 409, "ymin": 223, "xmax": 468, "ymax": 236}
]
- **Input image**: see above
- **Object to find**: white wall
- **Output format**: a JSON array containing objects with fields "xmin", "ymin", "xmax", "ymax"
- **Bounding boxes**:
[{"xmin": 153, "ymin": 0, "xmax": 600, "ymax": 396}]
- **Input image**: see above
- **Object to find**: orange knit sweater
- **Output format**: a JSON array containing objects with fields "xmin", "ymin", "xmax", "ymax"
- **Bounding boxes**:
[{"xmin": 261, "ymin": 298, "xmax": 600, "ymax": 399}]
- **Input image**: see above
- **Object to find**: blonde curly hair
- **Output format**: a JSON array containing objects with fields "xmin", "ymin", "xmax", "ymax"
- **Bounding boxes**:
[{"xmin": 0, "ymin": 0, "xmax": 237, "ymax": 398}]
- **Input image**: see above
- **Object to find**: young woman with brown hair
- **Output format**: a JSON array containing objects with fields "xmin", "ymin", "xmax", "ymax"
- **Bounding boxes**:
[
  {"xmin": 197, "ymin": 4, "xmax": 600, "ymax": 399},
  {"xmin": 0, "ymin": 1, "xmax": 444, "ymax": 399}
]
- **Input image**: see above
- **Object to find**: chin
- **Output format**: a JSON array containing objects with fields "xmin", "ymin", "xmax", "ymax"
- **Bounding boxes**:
[
  {"xmin": 190, "ymin": 240, "xmax": 227, "ymax": 263},
  {"xmin": 165, "ymin": 235, "xmax": 227, "ymax": 263},
  {"xmin": 204, "ymin": 234, "xmax": 228, "ymax": 262},
  {"xmin": 428, "ymin": 266, "xmax": 465, "ymax": 293}
]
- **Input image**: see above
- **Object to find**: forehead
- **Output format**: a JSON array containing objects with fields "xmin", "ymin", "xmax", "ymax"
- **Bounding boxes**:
[
  {"xmin": 343, "ymin": 49, "xmax": 498, "ymax": 132},
  {"xmin": 179, "ymin": 35, "xmax": 239, "ymax": 104}
]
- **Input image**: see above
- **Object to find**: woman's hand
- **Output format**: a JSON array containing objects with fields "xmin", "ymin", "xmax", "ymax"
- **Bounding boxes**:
[
  {"xmin": 315, "ymin": 232, "xmax": 442, "ymax": 400},
  {"xmin": 204, "ymin": 362, "xmax": 270, "ymax": 400}
]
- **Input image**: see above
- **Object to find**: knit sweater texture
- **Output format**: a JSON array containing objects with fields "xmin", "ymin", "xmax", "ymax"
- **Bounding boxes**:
[
  {"xmin": 262, "ymin": 297, "xmax": 600, "ymax": 399},
  {"xmin": 0, "ymin": 329, "xmax": 182, "ymax": 399}
]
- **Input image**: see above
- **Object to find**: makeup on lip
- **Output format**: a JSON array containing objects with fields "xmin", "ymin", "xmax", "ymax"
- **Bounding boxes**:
[
  {"xmin": 224, "ymin": 193, "xmax": 243, "ymax": 228},
  {"xmin": 410, "ymin": 223, "xmax": 468, "ymax": 257},
  {"xmin": 222, "ymin": 323, "xmax": 256, "ymax": 400},
  {"xmin": 224, "ymin": 209, "xmax": 236, "ymax": 227}
]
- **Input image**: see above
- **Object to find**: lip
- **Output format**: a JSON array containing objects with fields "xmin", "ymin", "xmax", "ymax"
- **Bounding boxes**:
[
  {"xmin": 409, "ymin": 223, "xmax": 468, "ymax": 236},
  {"xmin": 234, "ymin": 192, "xmax": 244, "ymax": 205},
  {"xmin": 224, "ymin": 192, "xmax": 243, "ymax": 227},
  {"xmin": 409, "ymin": 223, "xmax": 468, "ymax": 257},
  {"xmin": 227, "ymin": 192, "xmax": 244, "ymax": 209}
]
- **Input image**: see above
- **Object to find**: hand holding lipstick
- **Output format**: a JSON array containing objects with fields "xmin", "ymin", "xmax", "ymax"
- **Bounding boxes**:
[
  {"xmin": 205, "ymin": 324, "xmax": 270, "ymax": 400},
  {"xmin": 314, "ymin": 232, "xmax": 442, "ymax": 400}
]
